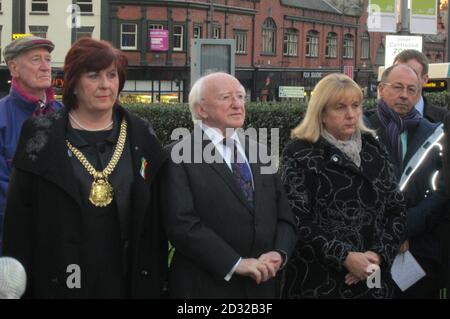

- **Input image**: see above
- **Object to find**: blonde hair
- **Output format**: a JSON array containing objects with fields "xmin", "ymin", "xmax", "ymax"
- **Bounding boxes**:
[{"xmin": 291, "ymin": 73, "xmax": 373, "ymax": 142}]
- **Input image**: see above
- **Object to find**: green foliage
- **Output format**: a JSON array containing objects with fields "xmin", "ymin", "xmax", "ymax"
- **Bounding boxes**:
[
  {"xmin": 124, "ymin": 90, "xmax": 450, "ymax": 152},
  {"xmin": 362, "ymin": 98, "xmax": 377, "ymax": 110},
  {"xmin": 124, "ymin": 102, "xmax": 306, "ymax": 152},
  {"xmin": 424, "ymin": 91, "xmax": 450, "ymax": 110},
  {"xmin": 125, "ymin": 103, "xmax": 194, "ymax": 145}
]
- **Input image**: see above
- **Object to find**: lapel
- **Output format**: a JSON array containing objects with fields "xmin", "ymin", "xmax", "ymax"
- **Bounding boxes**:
[
  {"xmin": 321, "ymin": 137, "xmax": 362, "ymax": 175},
  {"xmin": 123, "ymin": 106, "xmax": 169, "ymax": 238},
  {"xmin": 359, "ymin": 134, "xmax": 390, "ymax": 183},
  {"xmin": 14, "ymin": 107, "xmax": 82, "ymax": 208},
  {"xmin": 197, "ymin": 131, "xmax": 254, "ymax": 212},
  {"xmin": 368, "ymin": 112, "xmax": 401, "ymax": 175},
  {"xmin": 319, "ymin": 136, "xmax": 379, "ymax": 184},
  {"xmin": 403, "ymin": 120, "xmax": 436, "ymax": 165}
]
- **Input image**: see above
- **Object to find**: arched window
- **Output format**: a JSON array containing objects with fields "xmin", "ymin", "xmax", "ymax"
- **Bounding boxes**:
[
  {"xmin": 262, "ymin": 18, "xmax": 276, "ymax": 54},
  {"xmin": 325, "ymin": 32, "xmax": 337, "ymax": 58},
  {"xmin": 283, "ymin": 28, "xmax": 298, "ymax": 56},
  {"xmin": 361, "ymin": 32, "xmax": 370, "ymax": 59},
  {"xmin": 306, "ymin": 30, "xmax": 319, "ymax": 57},
  {"xmin": 343, "ymin": 34, "xmax": 354, "ymax": 59}
]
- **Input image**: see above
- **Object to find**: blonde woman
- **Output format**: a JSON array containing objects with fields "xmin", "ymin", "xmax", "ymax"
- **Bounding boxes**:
[{"xmin": 281, "ymin": 73, "xmax": 406, "ymax": 299}]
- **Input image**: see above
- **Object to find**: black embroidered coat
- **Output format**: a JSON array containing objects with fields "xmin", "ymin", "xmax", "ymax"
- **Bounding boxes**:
[{"xmin": 281, "ymin": 133, "xmax": 406, "ymax": 299}]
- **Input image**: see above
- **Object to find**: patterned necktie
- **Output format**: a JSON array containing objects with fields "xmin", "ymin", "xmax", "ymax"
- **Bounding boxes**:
[{"xmin": 224, "ymin": 138, "xmax": 254, "ymax": 207}]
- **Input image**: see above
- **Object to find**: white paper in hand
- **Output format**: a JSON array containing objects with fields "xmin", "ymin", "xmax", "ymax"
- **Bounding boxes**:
[{"xmin": 390, "ymin": 250, "xmax": 426, "ymax": 292}]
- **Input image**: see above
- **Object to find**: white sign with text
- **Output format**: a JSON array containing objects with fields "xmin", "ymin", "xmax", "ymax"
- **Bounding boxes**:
[{"xmin": 385, "ymin": 35, "xmax": 423, "ymax": 68}]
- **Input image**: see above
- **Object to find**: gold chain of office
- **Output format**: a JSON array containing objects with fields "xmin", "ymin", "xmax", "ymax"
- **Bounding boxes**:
[{"xmin": 66, "ymin": 118, "xmax": 128, "ymax": 207}]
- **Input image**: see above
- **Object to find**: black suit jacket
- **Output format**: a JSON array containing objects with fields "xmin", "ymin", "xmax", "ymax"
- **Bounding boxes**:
[
  {"xmin": 423, "ymin": 96, "xmax": 447, "ymax": 123},
  {"xmin": 161, "ymin": 126, "xmax": 297, "ymax": 299}
]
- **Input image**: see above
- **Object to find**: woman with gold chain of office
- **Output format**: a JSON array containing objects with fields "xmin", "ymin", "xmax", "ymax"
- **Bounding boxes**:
[{"xmin": 2, "ymin": 38, "xmax": 169, "ymax": 298}]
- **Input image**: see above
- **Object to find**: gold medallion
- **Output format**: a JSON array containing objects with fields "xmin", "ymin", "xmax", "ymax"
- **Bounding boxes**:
[
  {"xmin": 89, "ymin": 178, "xmax": 114, "ymax": 207},
  {"xmin": 66, "ymin": 119, "xmax": 128, "ymax": 208}
]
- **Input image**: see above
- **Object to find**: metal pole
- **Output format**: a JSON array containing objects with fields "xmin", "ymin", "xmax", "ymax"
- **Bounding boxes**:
[
  {"xmin": 209, "ymin": 0, "xmax": 214, "ymax": 38},
  {"xmin": 398, "ymin": 0, "xmax": 410, "ymax": 34},
  {"xmin": 447, "ymin": 1, "xmax": 450, "ymax": 61}
]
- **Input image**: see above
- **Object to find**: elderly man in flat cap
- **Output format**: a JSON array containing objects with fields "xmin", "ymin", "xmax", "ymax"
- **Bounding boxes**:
[{"xmin": 0, "ymin": 36, "xmax": 62, "ymax": 247}]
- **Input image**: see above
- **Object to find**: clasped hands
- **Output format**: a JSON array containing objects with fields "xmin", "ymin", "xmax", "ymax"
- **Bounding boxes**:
[
  {"xmin": 234, "ymin": 251, "xmax": 283, "ymax": 284},
  {"xmin": 343, "ymin": 251, "xmax": 381, "ymax": 286},
  {"xmin": 344, "ymin": 240, "xmax": 408, "ymax": 286}
]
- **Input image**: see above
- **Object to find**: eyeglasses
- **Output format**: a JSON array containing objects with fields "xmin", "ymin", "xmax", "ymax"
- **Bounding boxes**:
[{"xmin": 382, "ymin": 82, "xmax": 419, "ymax": 96}]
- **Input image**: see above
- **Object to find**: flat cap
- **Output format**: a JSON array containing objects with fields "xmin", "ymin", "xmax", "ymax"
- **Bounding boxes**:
[{"xmin": 3, "ymin": 36, "xmax": 55, "ymax": 63}]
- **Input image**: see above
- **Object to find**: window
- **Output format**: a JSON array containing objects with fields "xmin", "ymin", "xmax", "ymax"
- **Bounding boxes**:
[
  {"xmin": 121, "ymin": 23, "xmax": 137, "ymax": 50},
  {"xmin": 306, "ymin": 30, "xmax": 319, "ymax": 57},
  {"xmin": 283, "ymin": 28, "xmax": 298, "ymax": 56},
  {"xmin": 234, "ymin": 30, "xmax": 247, "ymax": 54},
  {"xmin": 262, "ymin": 18, "xmax": 276, "ymax": 54},
  {"xmin": 76, "ymin": 26, "xmax": 94, "ymax": 40},
  {"xmin": 193, "ymin": 25, "xmax": 202, "ymax": 39},
  {"xmin": 76, "ymin": 0, "xmax": 92, "ymax": 13},
  {"xmin": 325, "ymin": 32, "xmax": 337, "ymax": 58},
  {"xmin": 0, "ymin": 1, "xmax": 2, "ymax": 11},
  {"xmin": 29, "ymin": 25, "xmax": 48, "ymax": 39},
  {"xmin": 436, "ymin": 53, "xmax": 443, "ymax": 63},
  {"xmin": 0, "ymin": 26, "xmax": 2, "ymax": 62},
  {"xmin": 173, "ymin": 25, "xmax": 184, "ymax": 51},
  {"xmin": 361, "ymin": 32, "xmax": 370, "ymax": 59},
  {"xmin": 343, "ymin": 34, "xmax": 354, "ymax": 59},
  {"xmin": 213, "ymin": 26, "xmax": 221, "ymax": 39},
  {"xmin": 149, "ymin": 24, "xmax": 164, "ymax": 30},
  {"xmin": 31, "ymin": 0, "xmax": 48, "ymax": 12}
]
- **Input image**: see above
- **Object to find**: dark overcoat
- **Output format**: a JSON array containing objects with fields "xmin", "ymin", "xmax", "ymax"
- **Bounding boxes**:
[
  {"xmin": 2, "ymin": 105, "xmax": 169, "ymax": 298},
  {"xmin": 281, "ymin": 133, "xmax": 406, "ymax": 298}
]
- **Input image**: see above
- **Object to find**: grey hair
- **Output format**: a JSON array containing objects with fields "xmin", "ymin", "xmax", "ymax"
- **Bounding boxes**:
[{"xmin": 188, "ymin": 76, "xmax": 205, "ymax": 123}]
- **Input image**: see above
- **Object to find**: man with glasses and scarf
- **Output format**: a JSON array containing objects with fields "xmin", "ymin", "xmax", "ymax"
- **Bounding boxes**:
[{"xmin": 367, "ymin": 64, "xmax": 448, "ymax": 298}]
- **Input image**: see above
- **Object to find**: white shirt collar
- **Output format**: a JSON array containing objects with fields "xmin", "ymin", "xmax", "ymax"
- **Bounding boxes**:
[
  {"xmin": 200, "ymin": 123, "xmax": 249, "ymax": 170},
  {"xmin": 414, "ymin": 96, "xmax": 425, "ymax": 116},
  {"xmin": 201, "ymin": 123, "xmax": 241, "ymax": 147}
]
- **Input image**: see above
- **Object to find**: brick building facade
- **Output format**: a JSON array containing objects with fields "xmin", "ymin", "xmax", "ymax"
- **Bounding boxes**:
[
  {"xmin": 105, "ymin": 0, "xmax": 448, "ymax": 102},
  {"xmin": 0, "ymin": 0, "xmax": 446, "ymax": 100},
  {"xmin": 104, "ymin": 0, "xmax": 376, "ymax": 102}
]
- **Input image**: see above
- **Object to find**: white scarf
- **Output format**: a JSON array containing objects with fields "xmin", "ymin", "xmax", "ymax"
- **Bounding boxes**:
[{"xmin": 321, "ymin": 129, "xmax": 362, "ymax": 167}]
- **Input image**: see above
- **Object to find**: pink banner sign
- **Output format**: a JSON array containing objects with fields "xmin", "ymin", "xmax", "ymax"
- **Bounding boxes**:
[
  {"xmin": 149, "ymin": 29, "xmax": 168, "ymax": 51},
  {"xmin": 343, "ymin": 65, "xmax": 354, "ymax": 79}
]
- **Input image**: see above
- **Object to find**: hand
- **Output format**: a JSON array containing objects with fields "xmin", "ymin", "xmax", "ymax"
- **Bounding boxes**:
[
  {"xmin": 258, "ymin": 251, "xmax": 283, "ymax": 277},
  {"xmin": 343, "ymin": 252, "xmax": 373, "ymax": 281},
  {"xmin": 364, "ymin": 251, "xmax": 381, "ymax": 265},
  {"xmin": 345, "ymin": 272, "xmax": 361, "ymax": 285},
  {"xmin": 399, "ymin": 240, "xmax": 409, "ymax": 253},
  {"xmin": 234, "ymin": 258, "xmax": 271, "ymax": 284}
]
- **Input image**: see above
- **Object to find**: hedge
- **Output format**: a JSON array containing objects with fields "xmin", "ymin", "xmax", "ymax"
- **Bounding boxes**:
[
  {"xmin": 124, "ymin": 91, "xmax": 449, "ymax": 153},
  {"xmin": 126, "ymin": 101, "xmax": 306, "ymax": 153}
]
